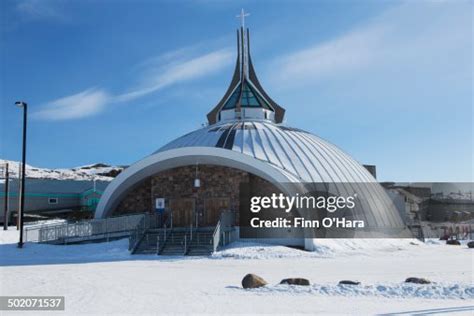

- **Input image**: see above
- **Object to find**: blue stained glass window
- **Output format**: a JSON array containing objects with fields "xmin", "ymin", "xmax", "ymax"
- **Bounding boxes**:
[
  {"xmin": 221, "ymin": 80, "xmax": 272, "ymax": 110},
  {"xmin": 241, "ymin": 84, "xmax": 260, "ymax": 107},
  {"xmin": 222, "ymin": 87, "xmax": 241, "ymax": 110}
]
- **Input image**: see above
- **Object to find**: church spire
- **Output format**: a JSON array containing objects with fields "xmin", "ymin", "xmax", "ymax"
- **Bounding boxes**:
[
  {"xmin": 206, "ymin": 10, "xmax": 285, "ymax": 125},
  {"xmin": 237, "ymin": 9, "xmax": 250, "ymax": 80}
]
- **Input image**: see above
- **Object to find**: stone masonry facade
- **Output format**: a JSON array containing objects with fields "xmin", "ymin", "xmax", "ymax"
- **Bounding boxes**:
[{"xmin": 113, "ymin": 164, "xmax": 276, "ymax": 226}]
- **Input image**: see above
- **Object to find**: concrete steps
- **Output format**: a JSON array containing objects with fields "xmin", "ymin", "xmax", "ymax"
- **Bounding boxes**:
[
  {"xmin": 133, "ymin": 228, "xmax": 215, "ymax": 256},
  {"xmin": 187, "ymin": 245, "xmax": 213, "ymax": 256}
]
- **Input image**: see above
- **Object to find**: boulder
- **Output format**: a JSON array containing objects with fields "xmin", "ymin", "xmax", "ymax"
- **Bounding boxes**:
[
  {"xmin": 280, "ymin": 278, "xmax": 310, "ymax": 286},
  {"xmin": 467, "ymin": 241, "xmax": 474, "ymax": 248},
  {"xmin": 242, "ymin": 274, "xmax": 268, "ymax": 289},
  {"xmin": 405, "ymin": 277, "xmax": 431, "ymax": 284},
  {"xmin": 338, "ymin": 280, "xmax": 360, "ymax": 286},
  {"xmin": 446, "ymin": 239, "xmax": 461, "ymax": 245}
]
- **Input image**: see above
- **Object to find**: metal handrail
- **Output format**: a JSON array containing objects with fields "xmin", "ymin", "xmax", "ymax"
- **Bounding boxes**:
[
  {"xmin": 157, "ymin": 214, "xmax": 172, "ymax": 255},
  {"xmin": 156, "ymin": 235, "xmax": 160, "ymax": 255},
  {"xmin": 212, "ymin": 219, "xmax": 221, "ymax": 252},
  {"xmin": 183, "ymin": 234, "xmax": 187, "ymax": 255},
  {"xmin": 212, "ymin": 211, "xmax": 238, "ymax": 252},
  {"xmin": 189, "ymin": 221, "xmax": 199, "ymax": 242},
  {"xmin": 25, "ymin": 213, "xmax": 145, "ymax": 243},
  {"xmin": 129, "ymin": 214, "xmax": 147, "ymax": 252}
]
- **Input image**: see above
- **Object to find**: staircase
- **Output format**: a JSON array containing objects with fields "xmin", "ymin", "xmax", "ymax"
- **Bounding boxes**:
[
  {"xmin": 186, "ymin": 230, "xmax": 214, "ymax": 256},
  {"xmin": 132, "ymin": 228, "xmax": 215, "ymax": 256},
  {"xmin": 407, "ymin": 217, "xmax": 425, "ymax": 242},
  {"xmin": 132, "ymin": 231, "xmax": 160, "ymax": 254},
  {"xmin": 160, "ymin": 230, "xmax": 188, "ymax": 255},
  {"xmin": 130, "ymin": 211, "xmax": 238, "ymax": 256}
]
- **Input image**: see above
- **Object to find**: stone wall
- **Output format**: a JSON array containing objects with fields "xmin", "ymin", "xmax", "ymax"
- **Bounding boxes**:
[
  {"xmin": 114, "ymin": 179, "xmax": 152, "ymax": 216},
  {"xmin": 113, "ymin": 164, "xmax": 276, "ymax": 226},
  {"xmin": 151, "ymin": 165, "xmax": 247, "ymax": 215}
]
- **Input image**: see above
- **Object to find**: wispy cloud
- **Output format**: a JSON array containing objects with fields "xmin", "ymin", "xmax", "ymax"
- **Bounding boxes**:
[
  {"xmin": 16, "ymin": 0, "xmax": 66, "ymax": 21},
  {"xmin": 34, "ymin": 89, "xmax": 111, "ymax": 121},
  {"xmin": 34, "ymin": 48, "xmax": 232, "ymax": 121},
  {"xmin": 34, "ymin": 1, "xmax": 470, "ymax": 121},
  {"xmin": 117, "ymin": 49, "xmax": 232, "ymax": 102},
  {"xmin": 268, "ymin": 1, "xmax": 472, "ymax": 89},
  {"xmin": 272, "ymin": 26, "xmax": 386, "ymax": 83}
]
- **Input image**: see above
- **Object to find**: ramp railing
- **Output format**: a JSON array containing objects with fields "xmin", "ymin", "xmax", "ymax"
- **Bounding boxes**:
[
  {"xmin": 25, "ymin": 213, "xmax": 145, "ymax": 244},
  {"xmin": 129, "ymin": 214, "xmax": 147, "ymax": 252},
  {"xmin": 212, "ymin": 211, "xmax": 238, "ymax": 253},
  {"xmin": 212, "ymin": 220, "xmax": 221, "ymax": 252}
]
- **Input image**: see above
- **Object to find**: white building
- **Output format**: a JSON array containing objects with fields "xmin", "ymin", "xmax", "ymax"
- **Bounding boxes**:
[{"xmin": 95, "ymin": 22, "xmax": 407, "ymax": 251}]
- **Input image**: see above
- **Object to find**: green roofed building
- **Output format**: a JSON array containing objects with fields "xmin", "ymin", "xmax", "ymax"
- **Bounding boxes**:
[{"xmin": 0, "ymin": 179, "xmax": 109, "ymax": 224}]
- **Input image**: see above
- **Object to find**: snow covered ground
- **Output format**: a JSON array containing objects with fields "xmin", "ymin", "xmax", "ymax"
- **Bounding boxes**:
[
  {"xmin": 0, "ymin": 228, "xmax": 473, "ymax": 315},
  {"xmin": 0, "ymin": 159, "xmax": 124, "ymax": 181}
]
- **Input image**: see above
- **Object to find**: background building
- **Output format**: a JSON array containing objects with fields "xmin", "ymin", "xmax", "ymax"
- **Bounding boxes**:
[{"xmin": 0, "ymin": 178, "xmax": 108, "ymax": 224}]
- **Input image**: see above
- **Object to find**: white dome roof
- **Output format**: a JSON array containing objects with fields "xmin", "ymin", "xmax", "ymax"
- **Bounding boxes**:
[
  {"xmin": 155, "ymin": 119, "xmax": 405, "ymax": 229},
  {"xmin": 157, "ymin": 120, "xmax": 374, "ymax": 183}
]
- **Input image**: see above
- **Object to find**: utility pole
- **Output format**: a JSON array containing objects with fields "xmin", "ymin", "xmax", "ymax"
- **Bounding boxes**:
[
  {"xmin": 15, "ymin": 101, "xmax": 28, "ymax": 248},
  {"xmin": 3, "ymin": 163, "xmax": 9, "ymax": 230},
  {"xmin": 17, "ymin": 163, "xmax": 21, "ymax": 230}
]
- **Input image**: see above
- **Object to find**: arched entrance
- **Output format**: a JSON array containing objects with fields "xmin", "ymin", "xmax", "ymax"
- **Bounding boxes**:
[
  {"xmin": 95, "ymin": 147, "xmax": 297, "ymax": 219},
  {"xmin": 113, "ymin": 164, "xmax": 280, "ymax": 228},
  {"xmin": 95, "ymin": 147, "xmax": 309, "ymax": 248}
]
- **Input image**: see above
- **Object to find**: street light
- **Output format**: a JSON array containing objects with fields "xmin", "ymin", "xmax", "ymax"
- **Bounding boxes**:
[
  {"xmin": 15, "ymin": 101, "xmax": 27, "ymax": 248},
  {"xmin": 2, "ymin": 162, "xmax": 10, "ymax": 230}
]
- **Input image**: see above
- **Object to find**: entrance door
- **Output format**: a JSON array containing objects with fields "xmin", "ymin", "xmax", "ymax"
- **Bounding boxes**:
[
  {"xmin": 86, "ymin": 197, "xmax": 100, "ymax": 211},
  {"xmin": 170, "ymin": 198, "xmax": 195, "ymax": 226},
  {"xmin": 204, "ymin": 198, "xmax": 230, "ymax": 226}
]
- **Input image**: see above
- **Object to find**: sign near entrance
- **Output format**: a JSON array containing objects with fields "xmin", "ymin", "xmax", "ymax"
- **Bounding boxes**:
[{"xmin": 155, "ymin": 198, "xmax": 165, "ymax": 212}]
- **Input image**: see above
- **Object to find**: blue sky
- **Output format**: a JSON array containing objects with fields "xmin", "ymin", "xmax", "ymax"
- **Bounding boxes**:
[{"xmin": 0, "ymin": 0, "xmax": 472, "ymax": 182}]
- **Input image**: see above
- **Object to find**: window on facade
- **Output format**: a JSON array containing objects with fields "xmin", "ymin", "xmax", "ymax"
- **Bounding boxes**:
[
  {"xmin": 221, "ymin": 81, "xmax": 273, "ymax": 111},
  {"xmin": 222, "ymin": 87, "xmax": 241, "ymax": 110},
  {"xmin": 240, "ymin": 83, "xmax": 260, "ymax": 107},
  {"xmin": 48, "ymin": 197, "xmax": 58, "ymax": 204}
]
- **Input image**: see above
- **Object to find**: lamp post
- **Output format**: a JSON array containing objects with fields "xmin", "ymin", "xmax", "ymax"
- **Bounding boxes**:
[
  {"xmin": 3, "ymin": 163, "xmax": 9, "ymax": 230},
  {"xmin": 15, "ymin": 101, "xmax": 27, "ymax": 248}
]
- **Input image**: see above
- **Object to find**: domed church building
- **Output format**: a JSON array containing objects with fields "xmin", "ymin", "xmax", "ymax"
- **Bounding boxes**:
[{"xmin": 95, "ymin": 18, "xmax": 406, "ymax": 251}]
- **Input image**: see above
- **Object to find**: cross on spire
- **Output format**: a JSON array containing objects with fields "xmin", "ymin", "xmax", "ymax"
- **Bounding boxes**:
[
  {"xmin": 236, "ymin": 8, "xmax": 250, "ymax": 29},
  {"xmin": 206, "ymin": 12, "xmax": 286, "ymax": 125}
]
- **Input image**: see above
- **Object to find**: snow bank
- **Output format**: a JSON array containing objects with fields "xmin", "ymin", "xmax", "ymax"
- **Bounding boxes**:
[
  {"xmin": 25, "ymin": 219, "xmax": 68, "ymax": 228},
  {"xmin": 0, "ymin": 239, "xmax": 135, "ymax": 266},
  {"xmin": 213, "ymin": 239, "xmax": 430, "ymax": 259},
  {"xmin": 0, "ymin": 227, "xmax": 21, "ymax": 245},
  {"xmin": 0, "ymin": 223, "xmax": 66, "ymax": 244},
  {"xmin": 212, "ymin": 242, "xmax": 322, "ymax": 259},
  {"xmin": 0, "ymin": 230, "xmax": 192, "ymax": 266},
  {"xmin": 237, "ymin": 282, "xmax": 474, "ymax": 300},
  {"xmin": 311, "ymin": 238, "xmax": 427, "ymax": 256}
]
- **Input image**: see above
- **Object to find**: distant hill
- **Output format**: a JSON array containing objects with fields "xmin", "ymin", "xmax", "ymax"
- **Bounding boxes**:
[{"xmin": 0, "ymin": 160, "xmax": 126, "ymax": 181}]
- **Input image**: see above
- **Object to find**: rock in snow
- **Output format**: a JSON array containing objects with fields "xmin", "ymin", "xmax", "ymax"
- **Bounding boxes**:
[
  {"xmin": 405, "ymin": 277, "xmax": 431, "ymax": 284},
  {"xmin": 242, "ymin": 274, "xmax": 268, "ymax": 289},
  {"xmin": 446, "ymin": 240, "xmax": 461, "ymax": 245},
  {"xmin": 339, "ymin": 280, "xmax": 361, "ymax": 286},
  {"xmin": 280, "ymin": 278, "xmax": 311, "ymax": 286}
]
